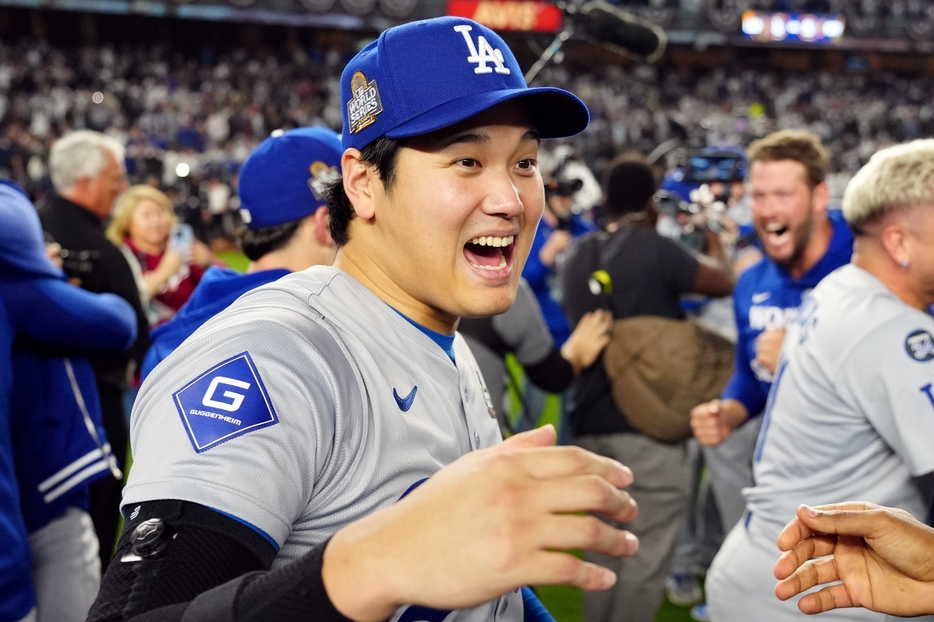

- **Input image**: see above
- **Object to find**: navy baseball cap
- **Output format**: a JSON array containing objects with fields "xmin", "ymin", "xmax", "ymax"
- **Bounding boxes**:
[
  {"xmin": 340, "ymin": 16, "xmax": 590, "ymax": 151},
  {"xmin": 238, "ymin": 127, "xmax": 343, "ymax": 230}
]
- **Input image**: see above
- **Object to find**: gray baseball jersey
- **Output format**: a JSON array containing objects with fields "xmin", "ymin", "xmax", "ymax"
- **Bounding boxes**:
[
  {"xmin": 123, "ymin": 266, "xmax": 520, "ymax": 622},
  {"xmin": 463, "ymin": 278, "xmax": 554, "ymax": 415},
  {"xmin": 746, "ymin": 263, "xmax": 934, "ymax": 530},
  {"xmin": 707, "ymin": 263, "xmax": 934, "ymax": 622}
]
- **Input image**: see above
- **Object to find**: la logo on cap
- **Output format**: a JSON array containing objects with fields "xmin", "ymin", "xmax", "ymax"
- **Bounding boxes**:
[
  {"xmin": 454, "ymin": 25, "xmax": 510, "ymax": 76},
  {"xmin": 347, "ymin": 71, "xmax": 383, "ymax": 134}
]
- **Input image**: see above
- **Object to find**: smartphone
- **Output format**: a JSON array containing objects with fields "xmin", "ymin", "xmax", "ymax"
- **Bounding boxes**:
[{"xmin": 169, "ymin": 223, "xmax": 194, "ymax": 253}]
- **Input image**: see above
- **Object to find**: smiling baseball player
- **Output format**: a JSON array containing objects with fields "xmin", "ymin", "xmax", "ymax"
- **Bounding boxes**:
[{"xmin": 89, "ymin": 17, "xmax": 641, "ymax": 622}]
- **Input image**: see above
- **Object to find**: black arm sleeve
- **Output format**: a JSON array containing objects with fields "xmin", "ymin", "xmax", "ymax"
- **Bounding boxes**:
[
  {"xmin": 90, "ymin": 500, "xmax": 355, "ymax": 622},
  {"xmin": 523, "ymin": 347, "xmax": 574, "ymax": 393}
]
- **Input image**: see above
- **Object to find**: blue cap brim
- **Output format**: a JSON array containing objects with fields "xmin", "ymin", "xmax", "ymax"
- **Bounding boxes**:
[{"xmin": 383, "ymin": 86, "xmax": 590, "ymax": 141}]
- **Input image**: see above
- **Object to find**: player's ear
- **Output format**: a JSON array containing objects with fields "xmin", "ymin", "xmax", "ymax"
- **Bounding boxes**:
[
  {"xmin": 880, "ymin": 222, "xmax": 909, "ymax": 268},
  {"xmin": 342, "ymin": 149, "xmax": 377, "ymax": 221},
  {"xmin": 313, "ymin": 206, "xmax": 335, "ymax": 248}
]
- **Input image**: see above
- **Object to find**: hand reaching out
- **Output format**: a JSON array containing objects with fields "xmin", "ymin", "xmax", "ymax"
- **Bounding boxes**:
[
  {"xmin": 774, "ymin": 502, "xmax": 934, "ymax": 617},
  {"xmin": 562, "ymin": 309, "xmax": 613, "ymax": 374},
  {"xmin": 323, "ymin": 425, "xmax": 639, "ymax": 622}
]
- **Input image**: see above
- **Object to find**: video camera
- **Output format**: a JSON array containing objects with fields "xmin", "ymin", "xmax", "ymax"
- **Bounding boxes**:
[
  {"xmin": 680, "ymin": 149, "xmax": 747, "ymax": 184},
  {"xmin": 44, "ymin": 232, "xmax": 100, "ymax": 279},
  {"xmin": 545, "ymin": 177, "xmax": 584, "ymax": 198},
  {"xmin": 59, "ymin": 248, "xmax": 100, "ymax": 279}
]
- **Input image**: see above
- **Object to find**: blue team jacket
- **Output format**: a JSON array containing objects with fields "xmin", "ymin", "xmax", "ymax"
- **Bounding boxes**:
[
  {"xmin": 142, "ymin": 266, "xmax": 290, "ymax": 381},
  {"xmin": 0, "ymin": 182, "xmax": 136, "ymax": 619},
  {"xmin": 722, "ymin": 210, "xmax": 853, "ymax": 417}
]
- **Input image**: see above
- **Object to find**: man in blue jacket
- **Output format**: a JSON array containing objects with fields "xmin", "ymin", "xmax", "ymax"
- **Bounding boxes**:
[
  {"xmin": 141, "ymin": 127, "xmax": 342, "ymax": 381},
  {"xmin": 687, "ymin": 130, "xmax": 853, "ymax": 620}
]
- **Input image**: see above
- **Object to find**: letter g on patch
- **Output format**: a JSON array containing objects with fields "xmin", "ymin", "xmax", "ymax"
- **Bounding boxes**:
[
  {"xmin": 203, "ymin": 377, "xmax": 251, "ymax": 412},
  {"xmin": 173, "ymin": 352, "xmax": 279, "ymax": 453}
]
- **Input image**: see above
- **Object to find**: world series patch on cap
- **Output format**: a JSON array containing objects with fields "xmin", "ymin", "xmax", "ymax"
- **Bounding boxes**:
[
  {"xmin": 340, "ymin": 16, "xmax": 590, "ymax": 151},
  {"xmin": 238, "ymin": 127, "xmax": 343, "ymax": 230}
]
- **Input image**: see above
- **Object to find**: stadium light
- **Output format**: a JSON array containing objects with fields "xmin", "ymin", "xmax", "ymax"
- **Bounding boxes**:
[{"xmin": 742, "ymin": 11, "xmax": 845, "ymax": 45}]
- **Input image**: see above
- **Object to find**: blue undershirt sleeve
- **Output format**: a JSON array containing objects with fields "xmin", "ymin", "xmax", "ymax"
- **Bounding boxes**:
[{"xmin": 521, "ymin": 587, "xmax": 555, "ymax": 622}]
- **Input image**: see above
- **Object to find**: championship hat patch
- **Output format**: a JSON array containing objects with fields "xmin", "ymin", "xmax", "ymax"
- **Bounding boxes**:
[
  {"xmin": 173, "ymin": 352, "xmax": 279, "ymax": 452},
  {"xmin": 347, "ymin": 71, "xmax": 383, "ymax": 135}
]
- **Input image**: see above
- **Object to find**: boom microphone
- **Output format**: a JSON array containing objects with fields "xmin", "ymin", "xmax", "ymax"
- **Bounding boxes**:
[
  {"xmin": 524, "ymin": 0, "xmax": 668, "ymax": 83},
  {"xmin": 571, "ymin": 0, "xmax": 667, "ymax": 64}
]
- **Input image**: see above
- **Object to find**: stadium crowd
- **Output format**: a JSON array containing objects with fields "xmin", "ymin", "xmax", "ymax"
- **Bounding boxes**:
[{"xmin": 2, "ymin": 33, "xmax": 934, "ymax": 223}]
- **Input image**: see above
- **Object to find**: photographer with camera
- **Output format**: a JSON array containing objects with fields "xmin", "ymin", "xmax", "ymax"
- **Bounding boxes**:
[{"xmin": 38, "ymin": 130, "xmax": 150, "ymax": 572}]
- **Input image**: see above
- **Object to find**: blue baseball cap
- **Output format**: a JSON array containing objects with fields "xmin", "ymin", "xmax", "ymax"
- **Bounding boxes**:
[
  {"xmin": 340, "ymin": 16, "xmax": 590, "ymax": 151},
  {"xmin": 238, "ymin": 127, "xmax": 343, "ymax": 230}
]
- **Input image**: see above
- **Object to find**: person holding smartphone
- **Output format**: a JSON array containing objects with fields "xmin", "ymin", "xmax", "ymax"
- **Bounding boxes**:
[{"xmin": 106, "ymin": 185, "xmax": 216, "ymax": 327}]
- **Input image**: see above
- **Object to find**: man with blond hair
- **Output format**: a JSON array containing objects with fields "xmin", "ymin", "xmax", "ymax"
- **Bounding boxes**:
[
  {"xmin": 706, "ymin": 138, "xmax": 934, "ymax": 621},
  {"xmin": 39, "ymin": 129, "xmax": 148, "ymax": 570}
]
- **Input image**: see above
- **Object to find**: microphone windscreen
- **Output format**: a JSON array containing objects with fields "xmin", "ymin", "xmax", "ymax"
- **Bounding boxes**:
[{"xmin": 578, "ymin": 1, "xmax": 667, "ymax": 62}]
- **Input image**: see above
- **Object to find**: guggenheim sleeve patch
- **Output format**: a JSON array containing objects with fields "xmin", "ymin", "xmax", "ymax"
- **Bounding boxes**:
[{"xmin": 173, "ymin": 352, "xmax": 279, "ymax": 453}]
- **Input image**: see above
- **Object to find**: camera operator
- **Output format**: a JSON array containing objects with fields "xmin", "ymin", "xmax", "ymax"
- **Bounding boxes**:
[{"xmin": 38, "ymin": 130, "xmax": 150, "ymax": 571}]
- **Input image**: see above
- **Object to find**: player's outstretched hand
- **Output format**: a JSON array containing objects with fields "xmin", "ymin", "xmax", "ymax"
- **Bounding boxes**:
[
  {"xmin": 562, "ymin": 309, "xmax": 613, "ymax": 374},
  {"xmin": 774, "ymin": 502, "xmax": 934, "ymax": 617},
  {"xmin": 690, "ymin": 399, "xmax": 732, "ymax": 446},
  {"xmin": 754, "ymin": 327, "xmax": 786, "ymax": 375},
  {"xmin": 323, "ymin": 424, "xmax": 639, "ymax": 622}
]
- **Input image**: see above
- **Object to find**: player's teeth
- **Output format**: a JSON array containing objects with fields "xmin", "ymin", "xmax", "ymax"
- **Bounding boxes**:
[
  {"xmin": 766, "ymin": 224, "xmax": 784, "ymax": 232},
  {"xmin": 469, "ymin": 235, "xmax": 514, "ymax": 247},
  {"xmin": 472, "ymin": 254, "xmax": 508, "ymax": 270}
]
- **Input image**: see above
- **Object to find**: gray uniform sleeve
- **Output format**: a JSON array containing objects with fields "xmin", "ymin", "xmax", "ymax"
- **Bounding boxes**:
[
  {"xmin": 836, "ymin": 314, "xmax": 934, "ymax": 477},
  {"xmin": 491, "ymin": 279, "xmax": 554, "ymax": 367},
  {"xmin": 124, "ymin": 298, "xmax": 359, "ymax": 548}
]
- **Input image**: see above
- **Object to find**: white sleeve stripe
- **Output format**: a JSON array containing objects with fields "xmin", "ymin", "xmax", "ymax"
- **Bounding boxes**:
[
  {"xmin": 38, "ymin": 444, "xmax": 113, "ymax": 492},
  {"xmin": 42, "ymin": 461, "xmax": 112, "ymax": 503}
]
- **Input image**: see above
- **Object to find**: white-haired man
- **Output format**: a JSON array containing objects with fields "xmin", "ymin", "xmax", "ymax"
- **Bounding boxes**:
[
  {"xmin": 706, "ymin": 138, "xmax": 934, "ymax": 622},
  {"xmin": 39, "ymin": 130, "xmax": 147, "ymax": 570}
]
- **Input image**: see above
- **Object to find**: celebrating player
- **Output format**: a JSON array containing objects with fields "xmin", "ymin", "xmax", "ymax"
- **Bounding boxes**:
[
  {"xmin": 689, "ymin": 131, "xmax": 853, "ymax": 531},
  {"xmin": 89, "ymin": 17, "xmax": 641, "ymax": 622},
  {"xmin": 704, "ymin": 138, "xmax": 934, "ymax": 621}
]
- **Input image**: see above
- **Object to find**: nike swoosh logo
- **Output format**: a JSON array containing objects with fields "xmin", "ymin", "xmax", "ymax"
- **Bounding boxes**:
[
  {"xmin": 393, "ymin": 386, "xmax": 418, "ymax": 412},
  {"xmin": 751, "ymin": 292, "xmax": 771, "ymax": 304}
]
